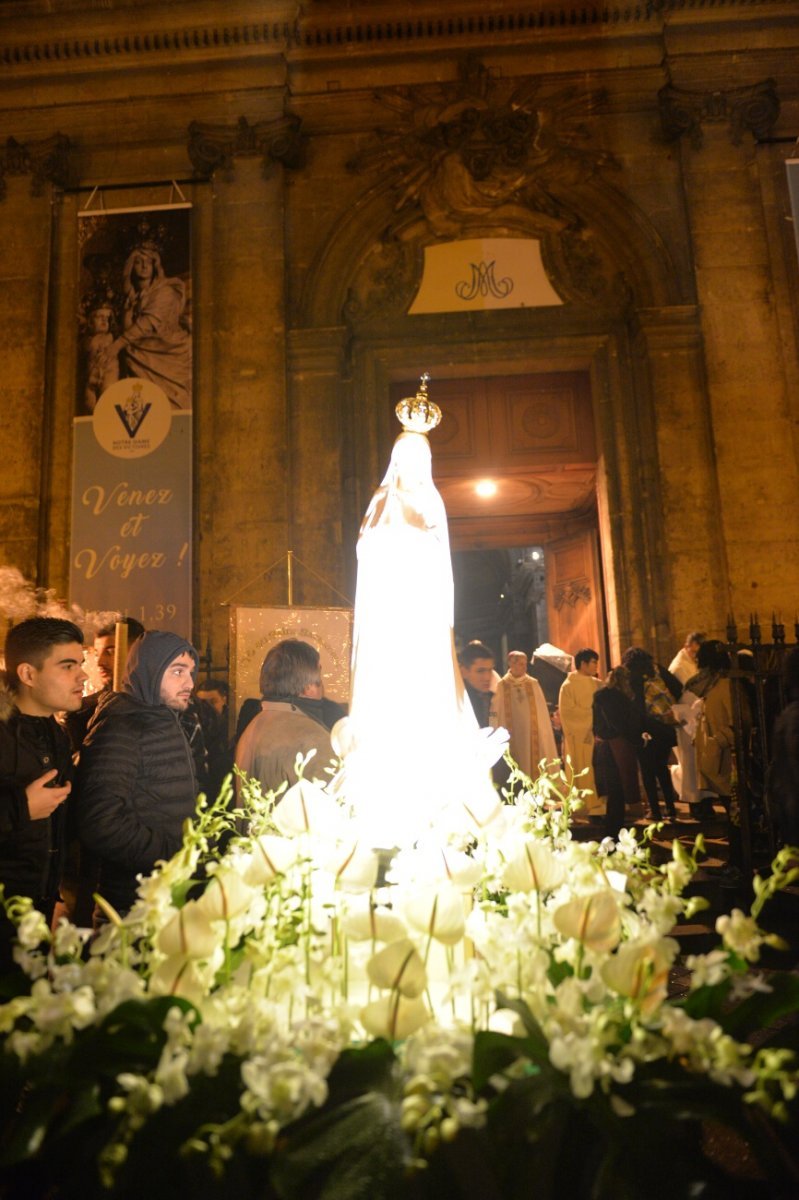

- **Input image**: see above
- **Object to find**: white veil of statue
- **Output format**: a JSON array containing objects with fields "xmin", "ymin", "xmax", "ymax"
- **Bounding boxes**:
[{"xmin": 335, "ymin": 385, "xmax": 506, "ymax": 847}]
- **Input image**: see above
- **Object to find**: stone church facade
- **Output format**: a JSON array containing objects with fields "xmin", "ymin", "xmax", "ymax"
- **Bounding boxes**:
[{"xmin": 0, "ymin": 0, "xmax": 797, "ymax": 666}]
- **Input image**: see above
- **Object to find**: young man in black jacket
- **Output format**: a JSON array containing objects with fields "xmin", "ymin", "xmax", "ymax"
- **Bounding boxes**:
[
  {"xmin": 76, "ymin": 630, "xmax": 201, "ymax": 922},
  {"xmin": 0, "ymin": 617, "xmax": 87, "ymax": 969}
]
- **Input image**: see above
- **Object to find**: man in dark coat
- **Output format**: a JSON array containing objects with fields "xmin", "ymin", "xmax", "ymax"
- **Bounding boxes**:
[
  {"xmin": 76, "ymin": 630, "xmax": 200, "ymax": 921},
  {"xmin": 0, "ymin": 617, "xmax": 86, "ymax": 969}
]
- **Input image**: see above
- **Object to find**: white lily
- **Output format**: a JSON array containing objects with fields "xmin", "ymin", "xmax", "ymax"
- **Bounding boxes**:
[
  {"xmin": 367, "ymin": 937, "xmax": 427, "ymax": 998},
  {"xmin": 319, "ymin": 842, "xmax": 379, "ymax": 891},
  {"xmin": 361, "ymin": 994, "xmax": 430, "ymax": 1040},
  {"xmin": 242, "ymin": 835, "xmax": 299, "ymax": 886},
  {"xmin": 341, "ymin": 898, "xmax": 407, "ymax": 944},
  {"xmin": 404, "ymin": 883, "xmax": 466, "ymax": 946},
  {"xmin": 195, "ymin": 871, "xmax": 258, "ymax": 922},
  {"xmin": 553, "ymin": 890, "xmax": 622, "ymax": 954},
  {"xmin": 157, "ymin": 901, "xmax": 219, "ymax": 959},
  {"xmin": 149, "ymin": 955, "xmax": 208, "ymax": 1007},
  {"xmin": 273, "ymin": 778, "xmax": 342, "ymax": 838},
  {"xmin": 502, "ymin": 841, "xmax": 566, "ymax": 894},
  {"xmin": 601, "ymin": 937, "xmax": 678, "ymax": 1015}
]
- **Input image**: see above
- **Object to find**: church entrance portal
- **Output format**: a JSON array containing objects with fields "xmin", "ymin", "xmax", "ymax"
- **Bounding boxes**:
[{"xmin": 389, "ymin": 372, "xmax": 609, "ymax": 671}]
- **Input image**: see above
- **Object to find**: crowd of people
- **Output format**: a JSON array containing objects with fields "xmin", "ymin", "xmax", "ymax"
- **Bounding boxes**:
[{"xmin": 0, "ymin": 616, "xmax": 796, "ymax": 972}]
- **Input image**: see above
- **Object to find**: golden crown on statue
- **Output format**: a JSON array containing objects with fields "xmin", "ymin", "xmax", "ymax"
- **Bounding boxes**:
[{"xmin": 395, "ymin": 372, "xmax": 442, "ymax": 434}]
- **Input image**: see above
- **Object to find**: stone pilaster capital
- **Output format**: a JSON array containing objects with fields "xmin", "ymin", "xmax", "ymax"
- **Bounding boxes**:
[
  {"xmin": 658, "ymin": 79, "xmax": 779, "ymax": 149},
  {"xmin": 0, "ymin": 132, "xmax": 72, "ymax": 200},
  {"xmin": 187, "ymin": 114, "xmax": 305, "ymax": 179}
]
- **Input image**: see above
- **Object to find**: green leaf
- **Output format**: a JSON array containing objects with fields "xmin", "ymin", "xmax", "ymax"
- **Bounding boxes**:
[
  {"xmin": 271, "ymin": 1091, "xmax": 409, "ymax": 1200},
  {"xmin": 718, "ymin": 973, "xmax": 799, "ymax": 1040},
  {"xmin": 493, "ymin": 992, "xmax": 549, "ymax": 1062},
  {"xmin": 326, "ymin": 1039, "xmax": 397, "ymax": 1103},
  {"xmin": 472, "ymin": 1031, "xmax": 540, "ymax": 1093},
  {"xmin": 679, "ymin": 979, "xmax": 731, "ymax": 1021}
]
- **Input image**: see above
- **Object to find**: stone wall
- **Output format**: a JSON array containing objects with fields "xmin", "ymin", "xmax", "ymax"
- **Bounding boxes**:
[{"xmin": 0, "ymin": 0, "xmax": 796, "ymax": 667}]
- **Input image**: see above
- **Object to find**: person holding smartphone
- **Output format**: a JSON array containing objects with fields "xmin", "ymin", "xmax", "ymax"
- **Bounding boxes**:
[{"xmin": 0, "ymin": 617, "xmax": 86, "ymax": 970}]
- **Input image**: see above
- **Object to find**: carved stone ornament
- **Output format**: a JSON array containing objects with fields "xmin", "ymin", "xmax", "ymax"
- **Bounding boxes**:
[
  {"xmin": 187, "ymin": 114, "xmax": 305, "ymax": 178},
  {"xmin": 553, "ymin": 579, "xmax": 592, "ymax": 611},
  {"xmin": 0, "ymin": 133, "xmax": 71, "ymax": 201},
  {"xmin": 658, "ymin": 79, "xmax": 779, "ymax": 149},
  {"xmin": 348, "ymin": 57, "xmax": 615, "ymax": 237},
  {"xmin": 343, "ymin": 234, "xmax": 419, "ymax": 325}
]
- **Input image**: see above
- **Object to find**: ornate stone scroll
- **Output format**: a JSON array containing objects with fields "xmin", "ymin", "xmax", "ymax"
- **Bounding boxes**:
[
  {"xmin": 0, "ymin": 133, "xmax": 71, "ymax": 200},
  {"xmin": 658, "ymin": 79, "xmax": 779, "ymax": 149},
  {"xmin": 187, "ymin": 114, "xmax": 305, "ymax": 178}
]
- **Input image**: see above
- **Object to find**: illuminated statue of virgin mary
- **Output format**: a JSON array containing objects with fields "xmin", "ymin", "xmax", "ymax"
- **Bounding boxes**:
[{"xmin": 336, "ymin": 377, "xmax": 507, "ymax": 847}]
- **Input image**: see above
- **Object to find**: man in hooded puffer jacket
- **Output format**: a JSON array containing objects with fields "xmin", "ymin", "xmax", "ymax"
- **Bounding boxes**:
[{"xmin": 76, "ymin": 630, "xmax": 200, "ymax": 922}]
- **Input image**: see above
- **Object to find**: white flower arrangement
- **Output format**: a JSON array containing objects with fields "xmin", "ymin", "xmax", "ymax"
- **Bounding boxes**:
[{"xmin": 0, "ymin": 761, "xmax": 797, "ymax": 1200}]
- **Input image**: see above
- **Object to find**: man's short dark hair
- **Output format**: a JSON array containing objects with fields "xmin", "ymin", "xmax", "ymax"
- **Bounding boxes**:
[
  {"xmin": 260, "ymin": 639, "xmax": 322, "ymax": 699},
  {"xmin": 621, "ymin": 646, "xmax": 654, "ymax": 675},
  {"xmin": 697, "ymin": 639, "xmax": 730, "ymax": 672},
  {"xmin": 96, "ymin": 616, "xmax": 145, "ymax": 642},
  {"xmin": 458, "ymin": 641, "xmax": 494, "ymax": 669},
  {"xmin": 197, "ymin": 678, "xmax": 229, "ymax": 700},
  {"xmin": 686, "ymin": 631, "xmax": 706, "ymax": 646},
  {"xmin": 4, "ymin": 617, "xmax": 84, "ymax": 692},
  {"xmin": 574, "ymin": 648, "xmax": 599, "ymax": 669}
]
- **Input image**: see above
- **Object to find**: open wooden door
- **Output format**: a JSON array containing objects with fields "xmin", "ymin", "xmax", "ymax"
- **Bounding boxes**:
[{"xmin": 545, "ymin": 527, "xmax": 608, "ymax": 672}]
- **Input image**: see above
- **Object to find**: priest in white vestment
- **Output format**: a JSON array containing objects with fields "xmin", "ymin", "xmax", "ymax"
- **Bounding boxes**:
[
  {"xmin": 668, "ymin": 631, "xmax": 705, "ymax": 808},
  {"xmin": 558, "ymin": 649, "xmax": 602, "ymax": 816},
  {"xmin": 491, "ymin": 651, "xmax": 557, "ymax": 778}
]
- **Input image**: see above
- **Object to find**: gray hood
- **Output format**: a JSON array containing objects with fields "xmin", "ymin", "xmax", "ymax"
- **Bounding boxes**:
[{"xmin": 122, "ymin": 630, "xmax": 199, "ymax": 707}]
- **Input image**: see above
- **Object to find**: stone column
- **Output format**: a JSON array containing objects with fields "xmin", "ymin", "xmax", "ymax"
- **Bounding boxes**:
[
  {"xmin": 195, "ymin": 156, "xmax": 290, "ymax": 658},
  {"xmin": 632, "ymin": 306, "xmax": 730, "ymax": 652},
  {"xmin": 665, "ymin": 82, "xmax": 799, "ymax": 622},
  {"xmin": 286, "ymin": 327, "xmax": 350, "ymax": 607},
  {"xmin": 0, "ymin": 174, "xmax": 56, "ymax": 582}
]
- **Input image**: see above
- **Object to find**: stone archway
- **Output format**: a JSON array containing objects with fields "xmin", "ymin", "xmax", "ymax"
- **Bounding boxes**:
[{"xmin": 288, "ymin": 65, "xmax": 723, "ymax": 664}]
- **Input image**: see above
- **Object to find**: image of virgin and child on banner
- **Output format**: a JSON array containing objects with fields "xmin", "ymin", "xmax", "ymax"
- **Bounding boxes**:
[{"xmin": 70, "ymin": 203, "xmax": 193, "ymax": 636}]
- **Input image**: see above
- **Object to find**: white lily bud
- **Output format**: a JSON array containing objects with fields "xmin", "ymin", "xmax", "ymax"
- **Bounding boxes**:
[
  {"xmin": 553, "ymin": 890, "xmax": 621, "ymax": 954},
  {"xmin": 360, "ymin": 994, "xmax": 430, "ymax": 1040},
  {"xmin": 149, "ymin": 955, "xmax": 206, "ymax": 1007},
  {"xmin": 157, "ymin": 901, "xmax": 219, "ymax": 959},
  {"xmin": 195, "ymin": 871, "xmax": 257, "ymax": 922},
  {"xmin": 366, "ymin": 937, "xmax": 427, "ymax": 997},
  {"xmin": 273, "ymin": 778, "xmax": 340, "ymax": 837},
  {"xmin": 341, "ymin": 898, "xmax": 407, "ymax": 943},
  {"xmin": 242, "ymin": 836, "xmax": 298, "ymax": 886},
  {"xmin": 404, "ymin": 883, "xmax": 466, "ymax": 946},
  {"xmin": 502, "ymin": 841, "xmax": 566, "ymax": 894}
]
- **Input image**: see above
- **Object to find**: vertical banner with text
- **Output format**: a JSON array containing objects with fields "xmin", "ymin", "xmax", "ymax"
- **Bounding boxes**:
[{"xmin": 70, "ymin": 203, "xmax": 192, "ymax": 636}]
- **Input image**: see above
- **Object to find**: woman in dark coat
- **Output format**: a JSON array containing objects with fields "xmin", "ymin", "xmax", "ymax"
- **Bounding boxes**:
[
  {"xmin": 622, "ymin": 647, "xmax": 681, "ymax": 823},
  {"xmin": 592, "ymin": 667, "xmax": 643, "ymax": 839}
]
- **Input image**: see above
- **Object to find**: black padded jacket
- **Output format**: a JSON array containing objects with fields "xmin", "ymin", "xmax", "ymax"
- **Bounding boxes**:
[
  {"xmin": 76, "ymin": 631, "xmax": 199, "ymax": 916},
  {"xmin": 0, "ymin": 700, "xmax": 73, "ymax": 909}
]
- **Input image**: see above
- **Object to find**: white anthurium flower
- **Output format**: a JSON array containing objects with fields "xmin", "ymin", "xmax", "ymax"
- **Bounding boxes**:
[
  {"xmin": 242, "ymin": 835, "xmax": 299, "ymax": 886},
  {"xmin": 414, "ymin": 843, "xmax": 484, "ymax": 888},
  {"xmin": 404, "ymin": 883, "xmax": 466, "ymax": 946},
  {"xmin": 341, "ymin": 897, "xmax": 407, "ymax": 943},
  {"xmin": 553, "ymin": 890, "xmax": 622, "ymax": 954},
  {"xmin": 273, "ymin": 777, "xmax": 341, "ymax": 838},
  {"xmin": 367, "ymin": 937, "xmax": 427, "ymax": 998},
  {"xmin": 502, "ymin": 841, "xmax": 567, "ymax": 894},
  {"xmin": 601, "ymin": 937, "xmax": 679, "ymax": 1016},
  {"xmin": 157, "ymin": 901, "xmax": 220, "ymax": 960},
  {"xmin": 360, "ymin": 994, "xmax": 431, "ymax": 1040},
  {"xmin": 319, "ymin": 842, "xmax": 379, "ymax": 891},
  {"xmin": 149, "ymin": 955, "xmax": 208, "ymax": 1007},
  {"xmin": 195, "ymin": 870, "xmax": 258, "ymax": 922}
]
